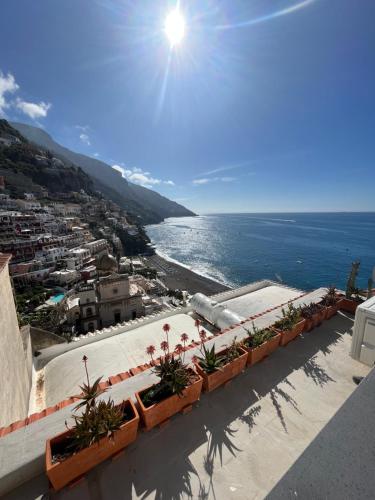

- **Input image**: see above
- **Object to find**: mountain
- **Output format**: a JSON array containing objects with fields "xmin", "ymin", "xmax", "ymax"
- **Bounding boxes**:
[
  {"xmin": 11, "ymin": 122, "xmax": 196, "ymax": 224},
  {"xmin": 0, "ymin": 120, "xmax": 94, "ymax": 197}
]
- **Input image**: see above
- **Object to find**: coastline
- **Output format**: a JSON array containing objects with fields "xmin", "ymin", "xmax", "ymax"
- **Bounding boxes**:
[{"xmin": 145, "ymin": 253, "xmax": 230, "ymax": 296}]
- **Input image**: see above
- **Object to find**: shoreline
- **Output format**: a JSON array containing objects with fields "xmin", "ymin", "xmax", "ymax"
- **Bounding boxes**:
[{"xmin": 145, "ymin": 253, "xmax": 230, "ymax": 296}]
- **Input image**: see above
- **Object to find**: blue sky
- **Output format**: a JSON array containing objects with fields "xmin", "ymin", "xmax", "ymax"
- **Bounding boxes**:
[{"xmin": 0, "ymin": 0, "xmax": 374, "ymax": 213}]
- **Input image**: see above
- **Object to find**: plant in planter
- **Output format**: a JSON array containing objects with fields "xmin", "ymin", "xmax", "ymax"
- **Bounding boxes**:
[
  {"xmin": 321, "ymin": 286, "xmax": 341, "ymax": 319},
  {"xmin": 194, "ymin": 337, "xmax": 247, "ymax": 392},
  {"xmin": 300, "ymin": 303, "xmax": 315, "ymax": 332},
  {"xmin": 300, "ymin": 302, "xmax": 326, "ymax": 330},
  {"xmin": 340, "ymin": 262, "xmax": 369, "ymax": 314},
  {"xmin": 46, "ymin": 356, "xmax": 139, "ymax": 491},
  {"xmin": 242, "ymin": 323, "xmax": 281, "ymax": 365},
  {"xmin": 273, "ymin": 302, "xmax": 305, "ymax": 346},
  {"xmin": 136, "ymin": 332, "xmax": 203, "ymax": 431}
]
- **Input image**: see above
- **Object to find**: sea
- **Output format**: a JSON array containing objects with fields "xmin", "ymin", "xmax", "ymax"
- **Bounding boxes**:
[{"xmin": 146, "ymin": 212, "xmax": 375, "ymax": 291}]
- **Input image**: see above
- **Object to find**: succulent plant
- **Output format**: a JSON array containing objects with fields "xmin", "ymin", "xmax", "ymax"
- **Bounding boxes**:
[
  {"xmin": 196, "ymin": 343, "xmax": 226, "ymax": 373},
  {"xmin": 67, "ymin": 356, "xmax": 125, "ymax": 452},
  {"xmin": 142, "ymin": 329, "xmax": 192, "ymax": 407},
  {"xmin": 321, "ymin": 286, "xmax": 339, "ymax": 306},
  {"xmin": 273, "ymin": 302, "xmax": 301, "ymax": 332},
  {"xmin": 243, "ymin": 323, "xmax": 275, "ymax": 348},
  {"xmin": 224, "ymin": 337, "xmax": 243, "ymax": 363}
]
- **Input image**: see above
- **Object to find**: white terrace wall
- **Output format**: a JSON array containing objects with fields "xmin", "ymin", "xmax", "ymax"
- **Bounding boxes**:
[{"xmin": 0, "ymin": 262, "xmax": 32, "ymax": 427}]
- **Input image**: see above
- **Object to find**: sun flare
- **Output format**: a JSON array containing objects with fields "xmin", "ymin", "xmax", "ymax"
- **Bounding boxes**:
[{"xmin": 164, "ymin": 9, "xmax": 185, "ymax": 47}]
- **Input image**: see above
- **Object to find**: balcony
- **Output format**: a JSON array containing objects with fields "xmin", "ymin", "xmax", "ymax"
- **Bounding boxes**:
[{"xmin": 0, "ymin": 310, "xmax": 370, "ymax": 499}]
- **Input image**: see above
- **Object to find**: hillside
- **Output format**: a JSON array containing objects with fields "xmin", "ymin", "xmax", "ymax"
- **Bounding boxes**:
[
  {"xmin": 11, "ymin": 122, "xmax": 196, "ymax": 224},
  {"xmin": 0, "ymin": 120, "xmax": 94, "ymax": 197}
]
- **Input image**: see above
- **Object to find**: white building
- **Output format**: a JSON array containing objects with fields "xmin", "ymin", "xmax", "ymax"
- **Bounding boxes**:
[{"xmin": 49, "ymin": 269, "xmax": 79, "ymax": 285}]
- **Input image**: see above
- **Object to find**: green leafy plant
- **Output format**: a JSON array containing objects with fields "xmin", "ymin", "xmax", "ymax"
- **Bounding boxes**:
[
  {"xmin": 321, "ymin": 286, "xmax": 339, "ymax": 307},
  {"xmin": 243, "ymin": 323, "xmax": 275, "ymax": 349},
  {"xmin": 300, "ymin": 303, "xmax": 314, "ymax": 320},
  {"xmin": 224, "ymin": 337, "xmax": 243, "ymax": 363},
  {"xmin": 142, "ymin": 328, "xmax": 193, "ymax": 407},
  {"xmin": 196, "ymin": 342, "xmax": 226, "ymax": 373},
  {"xmin": 196, "ymin": 336, "xmax": 242, "ymax": 373},
  {"xmin": 65, "ymin": 356, "xmax": 126, "ymax": 454},
  {"xmin": 273, "ymin": 302, "xmax": 301, "ymax": 332},
  {"xmin": 346, "ymin": 261, "xmax": 360, "ymax": 299}
]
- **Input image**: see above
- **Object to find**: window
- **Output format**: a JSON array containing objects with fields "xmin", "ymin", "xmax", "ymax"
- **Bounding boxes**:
[
  {"xmin": 113, "ymin": 288, "xmax": 118, "ymax": 295},
  {"xmin": 86, "ymin": 307, "xmax": 93, "ymax": 317},
  {"xmin": 88, "ymin": 322, "xmax": 94, "ymax": 332}
]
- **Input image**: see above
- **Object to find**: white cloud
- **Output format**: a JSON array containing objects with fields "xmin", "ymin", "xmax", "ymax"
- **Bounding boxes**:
[
  {"xmin": 75, "ymin": 125, "xmax": 91, "ymax": 146},
  {"xmin": 193, "ymin": 178, "xmax": 210, "ymax": 185},
  {"xmin": 192, "ymin": 176, "xmax": 236, "ymax": 185},
  {"xmin": 93, "ymin": 152, "xmax": 100, "ymax": 157},
  {"xmin": 79, "ymin": 133, "xmax": 91, "ymax": 146},
  {"xmin": 0, "ymin": 69, "xmax": 51, "ymax": 120},
  {"xmin": 15, "ymin": 98, "xmax": 51, "ymax": 119},
  {"xmin": 197, "ymin": 161, "xmax": 249, "ymax": 177},
  {"xmin": 0, "ymin": 71, "xmax": 19, "ymax": 115},
  {"xmin": 112, "ymin": 165, "xmax": 175, "ymax": 188}
]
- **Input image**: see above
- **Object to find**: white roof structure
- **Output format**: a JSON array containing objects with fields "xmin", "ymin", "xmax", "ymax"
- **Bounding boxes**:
[
  {"xmin": 221, "ymin": 284, "xmax": 301, "ymax": 318},
  {"xmin": 43, "ymin": 313, "xmax": 215, "ymax": 407}
]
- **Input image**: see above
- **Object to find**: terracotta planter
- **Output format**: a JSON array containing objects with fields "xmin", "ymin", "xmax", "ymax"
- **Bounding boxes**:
[
  {"xmin": 135, "ymin": 370, "xmax": 203, "ymax": 431},
  {"xmin": 244, "ymin": 333, "xmax": 281, "ymax": 366},
  {"xmin": 325, "ymin": 303, "xmax": 340, "ymax": 319},
  {"xmin": 339, "ymin": 297, "xmax": 362, "ymax": 315},
  {"xmin": 46, "ymin": 399, "xmax": 139, "ymax": 491},
  {"xmin": 274, "ymin": 319, "xmax": 305, "ymax": 346},
  {"xmin": 303, "ymin": 318, "xmax": 314, "ymax": 332},
  {"xmin": 312, "ymin": 309, "xmax": 325, "ymax": 328},
  {"xmin": 195, "ymin": 347, "xmax": 248, "ymax": 392}
]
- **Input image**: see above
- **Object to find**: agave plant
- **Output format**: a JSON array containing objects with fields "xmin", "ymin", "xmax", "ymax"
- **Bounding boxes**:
[{"xmin": 196, "ymin": 343, "xmax": 226, "ymax": 373}]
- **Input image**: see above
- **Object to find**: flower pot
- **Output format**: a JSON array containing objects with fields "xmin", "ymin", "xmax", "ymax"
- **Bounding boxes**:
[
  {"xmin": 274, "ymin": 319, "xmax": 305, "ymax": 346},
  {"xmin": 46, "ymin": 399, "xmax": 139, "ymax": 491},
  {"xmin": 195, "ymin": 347, "xmax": 248, "ymax": 392},
  {"xmin": 244, "ymin": 333, "xmax": 281, "ymax": 366},
  {"xmin": 135, "ymin": 370, "xmax": 203, "ymax": 431},
  {"xmin": 312, "ymin": 309, "xmax": 325, "ymax": 328},
  {"xmin": 339, "ymin": 297, "xmax": 361, "ymax": 315},
  {"xmin": 325, "ymin": 303, "xmax": 339, "ymax": 319},
  {"xmin": 303, "ymin": 318, "xmax": 314, "ymax": 332}
]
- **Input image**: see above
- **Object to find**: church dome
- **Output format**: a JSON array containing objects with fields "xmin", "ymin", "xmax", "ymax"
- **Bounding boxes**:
[{"xmin": 96, "ymin": 253, "xmax": 118, "ymax": 273}]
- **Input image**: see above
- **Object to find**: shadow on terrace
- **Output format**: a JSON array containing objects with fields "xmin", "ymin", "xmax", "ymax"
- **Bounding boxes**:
[{"xmin": 6, "ymin": 313, "xmax": 356, "ymax": 500}]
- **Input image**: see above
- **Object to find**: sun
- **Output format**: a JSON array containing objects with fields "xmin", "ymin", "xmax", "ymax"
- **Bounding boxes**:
[{"xmin": 164, "ymin": 9, "xmax": 185, "ymax": 47}]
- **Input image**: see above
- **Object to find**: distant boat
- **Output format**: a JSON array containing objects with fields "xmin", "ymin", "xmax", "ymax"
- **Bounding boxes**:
[{"xmin": 297, "ymin": 260, "xmax": 303, "ymax": 264}]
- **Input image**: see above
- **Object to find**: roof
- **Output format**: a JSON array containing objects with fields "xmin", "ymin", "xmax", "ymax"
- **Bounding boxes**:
[
  {"xmin": 0, "ymin": 253, "xmax": 11, "ymax": 273},
  {"xmin": 222, "ymin": 284, "xmax": 301, "ymax": 318},
  {"xmin": 43, "ymin": 313, "xmax": 212, "ymax": 407}
]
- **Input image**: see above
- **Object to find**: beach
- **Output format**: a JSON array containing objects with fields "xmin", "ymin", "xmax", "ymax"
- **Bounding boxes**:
[{"xmin": 145, "ymin": 254, "xmax": 230, "ymax": 296}]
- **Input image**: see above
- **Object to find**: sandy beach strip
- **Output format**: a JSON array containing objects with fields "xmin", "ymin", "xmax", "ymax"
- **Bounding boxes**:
[{"xmin": 145, "ymin": 254, "xmax": 230, "ymax": 296}]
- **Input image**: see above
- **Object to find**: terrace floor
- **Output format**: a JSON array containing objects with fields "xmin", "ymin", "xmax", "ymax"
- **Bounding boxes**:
[{"xmin": 5, "ymin": 312, "xmax": 370, "ymax": 500}]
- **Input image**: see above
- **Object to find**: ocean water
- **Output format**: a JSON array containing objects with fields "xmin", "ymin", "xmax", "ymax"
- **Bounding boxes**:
[{"xmin": 146, "ymin": 213, "xmax": 375, "ymax": 291}]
